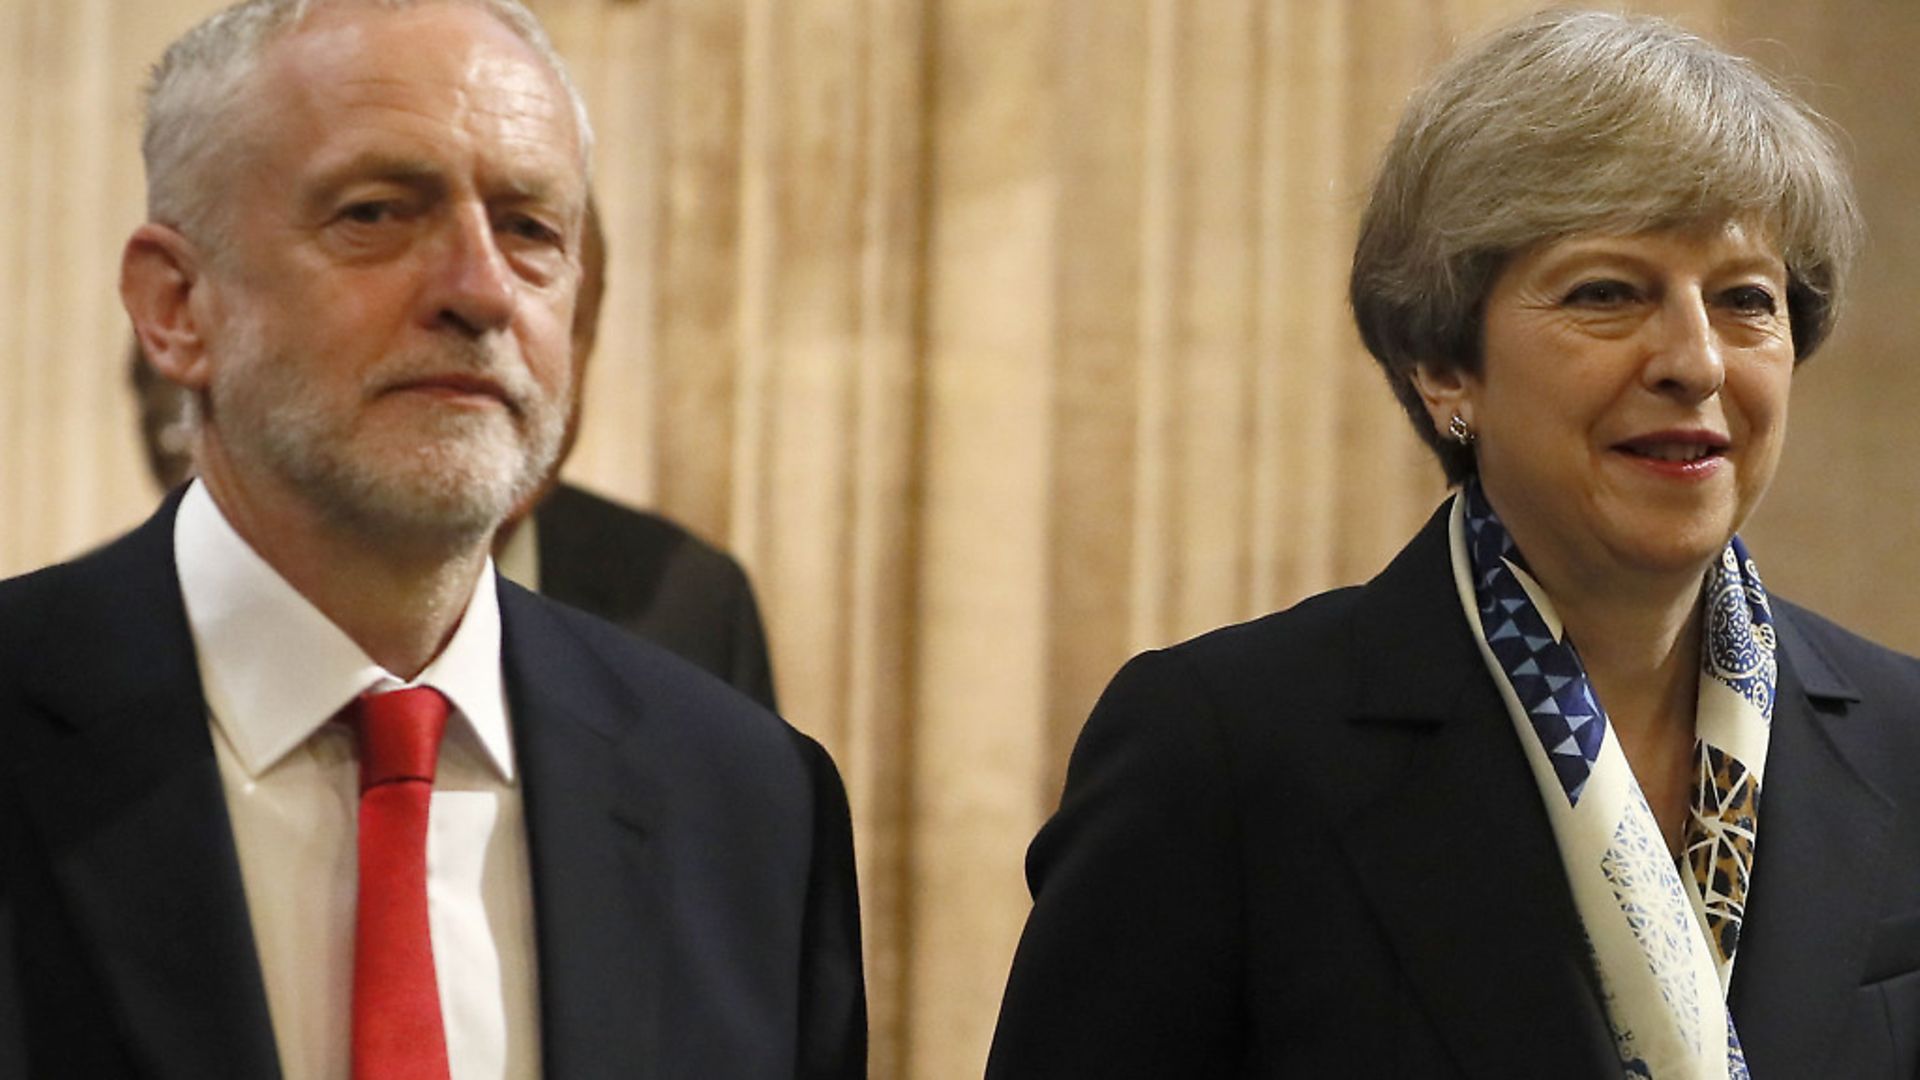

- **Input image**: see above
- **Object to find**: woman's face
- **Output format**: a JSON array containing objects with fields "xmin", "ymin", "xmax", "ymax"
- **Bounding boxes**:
[{"xmin": 1425, "ymin": 222, "xmax": 1795, "ymax": 588}]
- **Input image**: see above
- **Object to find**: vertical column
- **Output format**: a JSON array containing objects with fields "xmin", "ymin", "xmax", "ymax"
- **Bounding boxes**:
[
  {"xmin": 1246, "ymin": 0, "xmax": 1292, "ymax": 612},
  {"xmin": 13, "ymin": 0, "xmax": 61, "ymax": 566},
  {"xmin": 910, "ymin": 0, "xmax": 1055, "ymax": 1071},
  {"xmin": 1043, "ymin": 0, "xmax": 1150, "ymax": 798},
  {"xmin": 724, "ymin": 2, "xmax": 930, "ymax": 1072},
  {"xmin": 1127, "ymin": 0, "xmax": 1177, "ymax": 655},
  {"xmin": 744, "ymin": 0, "xmax": 861, "ymax": 738},
  {"xmin": 0, "ymin": 0, "xmax": 156, "ymax": 575},
  {"xmin": 840, "ymin": 1, "xmax": 929, "ymax": 1073},
  {"xmin": 538, "ymin": 0, "xmax": 666, "ymax": 512},
  {"xmin": 1264, "ymin": 0, "xmax": 1351, "ymax": 607},
  {"xmin": 653, "ymin": 0, "xmax": 745, "ymax": 541},
  {"xmin": 1169, "ymin": 0, "xmax": 1261, "ymax": 642},
  {"xmin": 0, "ymin": 1, "xmax": 27, "ymax": 569}
]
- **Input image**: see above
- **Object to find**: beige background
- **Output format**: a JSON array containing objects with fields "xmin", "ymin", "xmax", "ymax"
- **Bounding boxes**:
[{"xmin": 1, "ymin": 1, "xmax": 1914, "ymax": 1075}]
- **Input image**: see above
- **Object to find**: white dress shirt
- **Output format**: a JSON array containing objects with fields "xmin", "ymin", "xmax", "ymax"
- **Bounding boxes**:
[{"xmin": 174, "ymin": 481, "xmax": 542, "ymax": 1080}]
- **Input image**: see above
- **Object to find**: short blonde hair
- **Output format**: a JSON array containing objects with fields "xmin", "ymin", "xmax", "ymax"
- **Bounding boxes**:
[{"xmin": 1350, "ymin": 8, "xmax": 1862, "ymax": 483}]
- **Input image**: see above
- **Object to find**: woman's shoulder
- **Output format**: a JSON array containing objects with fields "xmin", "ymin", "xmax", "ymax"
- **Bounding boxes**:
[
  {"xmin": 1147, "ymin": 584, "xmax": 1370, "ymax": 681},
  {"xmin": 1092, "ymin": 583, "xmax": 1383, "ymax": 735},
  {"xmin": 1118, "ymin": 510, "xmax": 1466, "ymax": 715},
  {"xmin": 1181, "ymin": 583, "xmax": 1367, "ymax": 654}
]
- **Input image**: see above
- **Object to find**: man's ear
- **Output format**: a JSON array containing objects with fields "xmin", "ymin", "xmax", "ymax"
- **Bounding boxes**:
[
  {"xmin": 121, "ymin": 223, "xmax": 215, "ymax": 392},
  {"xmin": 1408, "ymin": 361, "xmax": 1475, "ymax": 435}
]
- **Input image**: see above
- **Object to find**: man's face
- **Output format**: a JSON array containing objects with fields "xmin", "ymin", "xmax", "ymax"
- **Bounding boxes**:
[{"xmin": 197, "ymin": 1, "xmax": 586, "ymax": 543}]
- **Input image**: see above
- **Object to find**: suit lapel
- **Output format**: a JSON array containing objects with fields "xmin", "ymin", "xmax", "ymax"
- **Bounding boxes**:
[
  {"xmin": 12, "ymin": 496, "xmax": 280, "ymax": 1078},
  {"xmin": 1335, "ymin": 506, "xmax": 1618, "ymax": 1079},
  {"xmin": 501, "ymin": 586, "xmax": 663, "ymax": 1078},
  {"xmin": 1727, "ymin": 606, "xmax": 1890, "ymax": 1076}
]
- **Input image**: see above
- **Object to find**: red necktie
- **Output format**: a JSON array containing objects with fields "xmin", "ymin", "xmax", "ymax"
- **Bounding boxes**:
[{"xmin": 350, "ymin": 687, "xmax": 453, "ymax": 1080}]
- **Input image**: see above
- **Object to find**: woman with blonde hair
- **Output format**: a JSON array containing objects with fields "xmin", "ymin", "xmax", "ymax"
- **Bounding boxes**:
[{"xmin": 989, "ymin": 9, "xmax": 1919, "ymax": 1077}]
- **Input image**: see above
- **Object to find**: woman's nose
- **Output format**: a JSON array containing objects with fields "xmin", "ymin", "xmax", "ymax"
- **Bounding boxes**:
[{"xmin": 1642, "ymin": 291, "xmax": 1726, "ymax": 402}]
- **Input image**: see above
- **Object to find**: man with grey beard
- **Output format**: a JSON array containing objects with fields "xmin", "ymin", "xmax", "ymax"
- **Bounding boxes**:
[{"xmin": 0, "ymin": 2, "xmax": 864, "ymax": 1078}]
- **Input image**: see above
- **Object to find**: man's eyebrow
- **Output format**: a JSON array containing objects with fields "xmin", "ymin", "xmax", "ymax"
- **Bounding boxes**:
[
  {"xmin": 301, "ymin": 153, "xmax": 448, "ymax": 208},
  {"xmin": 487, "ymin": 173, "xmax": 581, "ymax": 211}
]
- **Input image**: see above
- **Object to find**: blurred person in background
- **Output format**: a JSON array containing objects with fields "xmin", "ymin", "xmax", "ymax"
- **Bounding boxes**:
[
  {"xmin": 989, "ymin": 10, "xmax": 1918, "ymax": 1077},
  {"xmin": 493, "ymin": 197, "xmax": 779, "ymax": 710}
]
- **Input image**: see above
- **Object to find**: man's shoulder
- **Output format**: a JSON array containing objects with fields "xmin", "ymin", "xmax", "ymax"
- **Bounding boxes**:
[
  {"xmin": 497, "ymin": 578, "xmax": 833, "ymax": 827},
  {"xmin": 0, "ymin": 500, "xmax": 180, "ymax": 657},
  {"xmin": 0, "ymin": 501, "xmax": 200, "ymax": 761},
  {"xmin": 0, "ymin": 519, "xmax": 140, "ymax": 602},
  {"xmin": 498, "ymin": 578, "xmax": 791, "ymax": 737}
]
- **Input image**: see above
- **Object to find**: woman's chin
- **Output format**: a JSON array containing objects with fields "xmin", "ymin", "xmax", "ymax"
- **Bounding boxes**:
[{"xmin": 1594, "ymin": 511, "xmax": 1740, "ymax": 583}]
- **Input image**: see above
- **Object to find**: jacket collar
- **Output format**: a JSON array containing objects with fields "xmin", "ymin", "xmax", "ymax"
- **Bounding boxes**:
[
  {"xmin": 1726, "ymin": 601, "xmax": 1888, "ymax": 1076},
  {"xmin": 1334, "ymin": 502, "xmax": 1618, "ymax": 1078},
  {"xmin": 499, "ymin": 582, "xmax": 665, "ymax": 1077}
]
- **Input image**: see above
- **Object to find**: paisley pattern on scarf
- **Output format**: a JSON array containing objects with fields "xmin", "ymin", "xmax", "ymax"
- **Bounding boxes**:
[{"xmin": 1689, "ymin": 546, "xmax": 1775, "ymax": 971}]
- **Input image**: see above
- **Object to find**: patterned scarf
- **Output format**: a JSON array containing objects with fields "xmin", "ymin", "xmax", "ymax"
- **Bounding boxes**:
[{"xmin": 1447, "ymin": 481, "xmax": 1774, "ymax": 1079}]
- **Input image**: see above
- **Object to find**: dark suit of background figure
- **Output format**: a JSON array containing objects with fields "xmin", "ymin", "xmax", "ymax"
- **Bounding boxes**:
[
  {"xmin": 0, "ymin": 493, "xmax": 866, "ymax": 1080},
  {"xmin": 986, "ymin": 504, "xmax": 1920, "ymax": 1080},
  {"xmin": 534, "ymin": 482, "xmax": 778, "ymax": 712}
]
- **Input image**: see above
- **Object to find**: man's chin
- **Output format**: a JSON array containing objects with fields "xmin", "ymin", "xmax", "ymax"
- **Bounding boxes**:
[{"xmin": 302, "ymin": 443, "xmax": 547, "ymax": 549}]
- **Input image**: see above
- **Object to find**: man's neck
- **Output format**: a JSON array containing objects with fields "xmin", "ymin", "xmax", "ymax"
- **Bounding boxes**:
[{"xmin": 196, "ymin": 468, "xmax": 492, "ymax": 681}]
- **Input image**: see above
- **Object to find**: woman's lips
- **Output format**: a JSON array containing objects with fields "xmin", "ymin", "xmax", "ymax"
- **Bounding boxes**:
[{"xmin": 1612, "ymin": 431, "xmax": 1729, "ymax": 477}]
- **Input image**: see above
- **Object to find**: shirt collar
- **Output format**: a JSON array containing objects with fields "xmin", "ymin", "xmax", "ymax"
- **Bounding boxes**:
[{"xmin": 174, "ymin": 480, "xmax": 516, "ymax": 782}]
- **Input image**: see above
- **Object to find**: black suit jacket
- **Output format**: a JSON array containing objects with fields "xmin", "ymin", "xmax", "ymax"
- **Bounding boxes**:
[
  {"xmin": 534, "ymin": 483, "xmax": 778, "ymax": 712},
  {"xmin": 0, "ymin": 494, "xmax": 865, "ymax": 1079},
  {"xmin": 988, "ymin": 504, "xmax": 1920, "ymax": 1078}
]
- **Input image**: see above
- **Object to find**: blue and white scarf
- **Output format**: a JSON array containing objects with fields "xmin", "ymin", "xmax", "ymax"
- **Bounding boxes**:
[{"xmin": 1447, "ymin": 481, "xmax": 1774, "ymax": 1079}]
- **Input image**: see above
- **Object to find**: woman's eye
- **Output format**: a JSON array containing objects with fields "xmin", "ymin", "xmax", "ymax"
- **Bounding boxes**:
[
  {"xmin": 1724, "ymin": 285, "xmax": 1778, "ymax": 316},
  {"xmin": 1563, "ymin": 280, "xmax": 1637, "ymax": 306}
]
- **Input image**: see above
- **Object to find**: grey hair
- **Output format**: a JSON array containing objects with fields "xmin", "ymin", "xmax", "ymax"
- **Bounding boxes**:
[
  {"xmin": 1350, "ymin": 8, "xmax": 1862, "ymax": 484},
  {"xmin": 143, "ymin": 0, "xmax": 594, "ymax": 251}
]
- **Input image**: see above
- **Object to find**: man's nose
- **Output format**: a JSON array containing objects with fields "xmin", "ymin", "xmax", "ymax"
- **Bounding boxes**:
[{"xmin": 430, "ymin": 205, "xmax": 516, "ymax": 337}]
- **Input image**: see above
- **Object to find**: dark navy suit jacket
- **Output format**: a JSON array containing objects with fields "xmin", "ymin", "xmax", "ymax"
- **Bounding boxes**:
[
  {"xmin": 989, "ymin": 503, "xmax": 1920, "ymax": 1078},
  {"xmin": 533, "ymin": 482, "xmax": 778, "ymax": 713},
  {"xmin": 0, "ymin": 493, "xmax": 865, "ymax": 1078}
]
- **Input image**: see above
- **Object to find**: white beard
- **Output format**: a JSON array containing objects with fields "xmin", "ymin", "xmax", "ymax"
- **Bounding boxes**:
[{"xmin": 206, "ymin": 310, "xmax": 568, "ymax": 548}]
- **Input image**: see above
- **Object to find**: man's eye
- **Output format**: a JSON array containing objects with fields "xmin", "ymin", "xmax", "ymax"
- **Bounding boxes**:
[
  {"xmin": 339, "ymin": 201, "xmax": 398, "ymax": 226},
  {"xmin": 1563, "ymin": 280, "xmax": 1637, "ymax": 306},
  {"xmin": 501, "ymin": 215, "xmax": 563, "ymax": 246}
]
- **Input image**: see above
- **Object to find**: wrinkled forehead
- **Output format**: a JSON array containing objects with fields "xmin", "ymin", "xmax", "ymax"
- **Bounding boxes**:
[{"xmin": 254, "ymin": 2, "xmax": 586, "ymax": 178}]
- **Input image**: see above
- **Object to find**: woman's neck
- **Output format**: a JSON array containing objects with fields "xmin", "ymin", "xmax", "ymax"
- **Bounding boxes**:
[{"xmin": 1535, "ymin": 560, "xmax": 1706, "ymax": 854}]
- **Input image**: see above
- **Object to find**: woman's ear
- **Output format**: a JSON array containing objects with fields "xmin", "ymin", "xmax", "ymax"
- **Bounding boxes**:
[
  {"xmin": 121, "ymin": 223, "xmax": 214, "ymax": 392},
  {"xmin": 1409, "ymin": 361, "xmax": 1475, "ymax": 435}
]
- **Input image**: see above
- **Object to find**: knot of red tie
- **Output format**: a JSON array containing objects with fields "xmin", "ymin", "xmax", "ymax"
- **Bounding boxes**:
[{"xmin": 351, "ymin": 686, "xmax": 448, "ymax": 792}]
